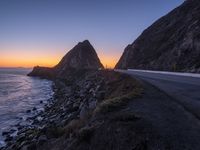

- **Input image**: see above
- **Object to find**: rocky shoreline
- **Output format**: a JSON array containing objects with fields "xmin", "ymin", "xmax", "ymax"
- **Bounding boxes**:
[
  {"xmin": 0, "ymin": 87, "xmax": 55, "ymax": 149},
  {"xmin": 1, "ymin": 70, "xmax": 143, "ymax": 150}
]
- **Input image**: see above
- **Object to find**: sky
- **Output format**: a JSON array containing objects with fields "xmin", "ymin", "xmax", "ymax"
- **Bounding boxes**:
[{"xmin": 0, "ymin": 0, "xmax": 184, "ymax": 68}]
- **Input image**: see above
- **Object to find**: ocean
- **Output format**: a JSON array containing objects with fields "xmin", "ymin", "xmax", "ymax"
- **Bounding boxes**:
[{"xmin": 0, "ymin": 68, "xmax": 53, "ymax": 147}]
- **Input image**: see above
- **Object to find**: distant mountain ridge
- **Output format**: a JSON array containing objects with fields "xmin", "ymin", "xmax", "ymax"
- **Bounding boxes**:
[
  {"xmin": 28, "ymin": 40, "xmax": 104, "ymax": 79},
  {"xmin": 115, "ymin": 0, "xmax": 200, "ymax": 73}
]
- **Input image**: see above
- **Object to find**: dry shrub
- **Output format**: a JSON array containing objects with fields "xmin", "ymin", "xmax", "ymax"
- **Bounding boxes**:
[
  {"xmin": 94, "ymin": 72, "xmax": 143, "ymax": 114},
  {"xmin": 94, "ymin": 87, "xmax": 142, "ymax": 114},
  {"xmin": 111, "ymin": 112, "xmax": 140, "ymax": 122},
  {"xmin": 77, "ymin": 127, "xmax": 94, "ymax": 142}
]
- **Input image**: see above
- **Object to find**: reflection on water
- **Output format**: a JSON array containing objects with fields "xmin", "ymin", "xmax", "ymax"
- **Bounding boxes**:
[{"xmin": 0, "ymin": 68, "xmax": 53, "ymax": 147}]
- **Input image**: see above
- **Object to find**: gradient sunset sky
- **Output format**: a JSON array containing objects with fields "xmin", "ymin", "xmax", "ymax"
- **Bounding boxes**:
[{"xmin": 0, "ymin": 0, "xmax": 184, "ymax": 68}]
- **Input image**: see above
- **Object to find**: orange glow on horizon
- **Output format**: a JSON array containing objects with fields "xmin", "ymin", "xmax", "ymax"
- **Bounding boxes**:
[
  {"xmin": 1, "ymin": 49, "xmax": 120, "ymax": 69},
  {"xmin": 0, "ymin": 48, "xmax": 62, "ymax": 68},
  {"xmin": 0, "ymin": 56, "xmax": 118, "ymax": 69},
  {"xmin": 99, "ymin": 53, "xmax": 119, "ymax": 69},
  {"xmin": 0, "ymin": 57, "xmax": 60, "ymax": 68}
]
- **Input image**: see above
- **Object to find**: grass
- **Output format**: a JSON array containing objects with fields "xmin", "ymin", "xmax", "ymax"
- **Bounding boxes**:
[
  {"xmin": 94, "ymin": 72, "xmax": 143, "ymax": 114},
  {"xmin": 46, "ymin": 126, "xmax": 66, "ymax": 138},
  {"xmin": 77, "ymin": 127, "xmax": 94, "ymax": 142},
  {"xmin": 110, "ymin": 111, "xmax": 140, "ymax": 122},
  {"xmin": 94, "ymin": 88, "xmax": 142, "ymax": 114}
]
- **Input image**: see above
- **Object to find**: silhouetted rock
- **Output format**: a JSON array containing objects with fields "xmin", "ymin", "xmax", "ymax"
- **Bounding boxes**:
[
  {"xmin": 54, "ymin": 40, "xmax": 104, "ymax": 77},
  {"xmin": 115, "ymin": 0, "xmax": 200, "ymax": 72},
  {"xmin": 27, "ymin": 66, "xmax": 55, "ymax": 79},
  {"xmin": 28, "ymin": 40, "xmax": 104, "ymax": 79}
]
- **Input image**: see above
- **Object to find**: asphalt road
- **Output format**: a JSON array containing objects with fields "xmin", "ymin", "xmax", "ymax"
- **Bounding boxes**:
[
  {"xmin": 117, "ymin": 69, "xmax": 200, "ymax": 120},
  {"xmin": 116, "ymin": 69, "xmax": 200, "ymax": 149}
]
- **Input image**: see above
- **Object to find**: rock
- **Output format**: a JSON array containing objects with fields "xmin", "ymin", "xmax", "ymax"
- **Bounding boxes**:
[
  {"xmin": 5, "ymin": 135, "xmax": 13, "ymax": 142},
  {"xmin": 79, "ymin": 102, "xmax": 84, "ymax": 109},
  {"xmin": 88, "ymin": 100, "xmax": 97, "ymax": 110},
  {"xmin": 73, "ymin": 102, "xmax": 80, "ymax": 108},
  {"xmin": 36, "ymin": 116, "xmax": 43, "ymax": 122},
  {"xmin": 21, "ymin": 143, "xmax": 36, "ymax": 150},
  {"xmin": 79, "ymin": 105, "xmax": 89, "ymax": 119},
  {"xmin": 32, "ymin": 107, "xmax": 37, "ymax": 111},
  {"xmin": 68, "ymin": 105, "xmax": 79, "ymax": 113},
  {"xmin": 66, "ymin": 100, "xmax": 72, "ymax": 105},
  {"xmin": 10, "ymin": 129, "xmax": 17, "ymax": 133},
  {"xmin": 19, "ymin": 141, "xmax": 30, "ymax": 148},
  {"xmin": 27, "ymin": 66, "xmax": 55, "ymax": 79},
  {"xmin": 26, "ymin": 110, "xmax": 31, "ymax": 113},
  {"xmin": 115, "ymin": 0, "xmax": 200, "ymax": 73},
  {"xmin": 37, "ymin": 135, "xmax": 47, "ymax": 145},
  {"xmin": 21, "ymin": 145, "xmax": 29, "ymax": 150},
  {"xmin": 28, "ymin": 40, "xmax": 104, "ymax": 79},
  {"xmin": 16, "ymin": 134, "xmax": 26, "ymax": 143},
  {"xmin": 96, "ymin": 91, "xmax": 105, "ymax": 100},
  {"xmin": 2, "ymin": 131, "xmax": 10, "ymax": 136},
  {"xmin": 17, "ymin": 125, "xmax": 24, "ymax": 130},
  {"xmin": 55, "ymin": 40, "xmax": 104, "ymax": 75},
  {"xmin": 95, "ymin": 85, "xmax": 101, "ymax": 92}
]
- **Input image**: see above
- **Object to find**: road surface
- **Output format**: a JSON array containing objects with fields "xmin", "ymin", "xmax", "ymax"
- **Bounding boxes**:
[
  {"xmin": 117, "ymin": 69, "xmax": 200, "ymax": 119},
  {"xmin": 116, "ymin": 69, "xmax": 200, "ymax": 149}
]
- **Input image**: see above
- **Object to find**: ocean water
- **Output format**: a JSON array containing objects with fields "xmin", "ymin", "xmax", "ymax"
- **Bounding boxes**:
[{"xmin": 0, "ymin": 68, "xmax": 53, "ymax": 147}]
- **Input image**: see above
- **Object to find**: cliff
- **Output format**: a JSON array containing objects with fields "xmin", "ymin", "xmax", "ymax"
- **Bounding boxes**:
[{"xmin": 115, "ymin": 0, "xmax": 200, "ymax": 72}]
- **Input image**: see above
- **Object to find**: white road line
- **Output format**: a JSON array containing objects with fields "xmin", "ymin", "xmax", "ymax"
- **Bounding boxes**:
[{"xmin": 127, "ymin": 69, "xmax": 200, "ymax": 78}]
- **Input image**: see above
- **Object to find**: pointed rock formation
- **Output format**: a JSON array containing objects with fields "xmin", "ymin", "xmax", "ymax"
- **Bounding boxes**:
[
  {"xmin": 28, "ymin": 40, "xmax": 104, "ymax": 79},
  {"xmin": 55, "ymin": 40, "xmax": 104, "ymax": 76},
  {"xmin": 115, "ymin": 0, "xmax": 200, "ymax": 72}
]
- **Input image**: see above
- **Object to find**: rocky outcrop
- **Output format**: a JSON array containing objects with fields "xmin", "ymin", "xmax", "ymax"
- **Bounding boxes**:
[
  {"xmin": 55, "ymin": 40, "xmax": 103, "ymax": 74},
  {"xmin": 27, "ymin": 66, "xmax": 55, "ymax": 79},
  {"xmin": 115, "ymin": 0, "xmax": 200, "ymax": 72},
  {"xmin": 28, "ymin": 40, "xmax": 104, "ymax": 78}
]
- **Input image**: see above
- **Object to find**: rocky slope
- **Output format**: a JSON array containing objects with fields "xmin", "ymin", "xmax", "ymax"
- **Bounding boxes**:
[
  {"xmin": 115, "ymin": 0, "xmax": 200, "ymax": 72},
  {"xmin": 55, "ymin": 40, "xmax": 103, "ymax": 76},
  {"xmin": 28, "ymin": 40, "xmax": 104, "ymax": 79},
  {"xmin": 2, "ymin": 70, "xmax": 143, "ymax": 150}
]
